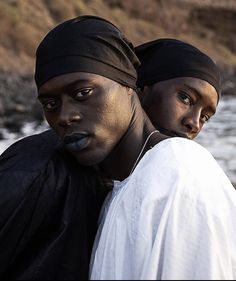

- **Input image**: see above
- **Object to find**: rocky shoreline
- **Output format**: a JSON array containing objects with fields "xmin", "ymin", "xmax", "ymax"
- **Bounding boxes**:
[
  {"xmin": 0, "ymin": 73, "xmax": 44, "ymax": 139},
  {"xmin": 0, "ymin": 66, "xmax": 236, "ymax": 138}
]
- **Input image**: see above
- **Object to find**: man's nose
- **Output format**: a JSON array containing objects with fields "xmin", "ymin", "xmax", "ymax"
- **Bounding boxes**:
[
  {"xmin": 58, "ymin": 100, "xmax": 82, "ymax": 128},
  {"xmin": 182, "ymin": 112, "xmax": 201, "ymax": 134}
]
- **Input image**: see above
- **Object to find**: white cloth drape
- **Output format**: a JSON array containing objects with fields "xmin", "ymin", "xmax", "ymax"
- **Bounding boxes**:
[{"xmin": 90, "ymin": 138, "xmax": 236, "ymax": 280}]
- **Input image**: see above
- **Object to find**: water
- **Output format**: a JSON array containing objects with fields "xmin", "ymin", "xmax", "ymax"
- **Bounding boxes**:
[
  {"xmin": 0, "ymin": 122, "xmax": 49, "ymax": 154},
  {"xmin": 0, "ymin": 96, "xmax": 236, "ymax": 186},
  {"xmin": 196, "ymin": 95, "xmax": 236, "ymax": 187}
]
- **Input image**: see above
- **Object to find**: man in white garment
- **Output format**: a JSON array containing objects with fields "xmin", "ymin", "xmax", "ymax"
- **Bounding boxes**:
[
  {"xmin": 88, "ymin": 55, "xmax": 236, "ymax": 279},
  {"xmin": 88, "ymin": 44, "xmax": 236, "ymax": 280},
  {"xmin": 35, "ymin": 15, "xmax": 236, "ymax": 281}
]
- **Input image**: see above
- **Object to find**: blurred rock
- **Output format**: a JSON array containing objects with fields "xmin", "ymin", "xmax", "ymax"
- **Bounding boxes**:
[
  {"xmin": 0, "ymin": 73, "xmax": 44, "ymax": 133},
  {"xmin": 221, "ymin": 66, "xmax": 236, "ymax": 96}
]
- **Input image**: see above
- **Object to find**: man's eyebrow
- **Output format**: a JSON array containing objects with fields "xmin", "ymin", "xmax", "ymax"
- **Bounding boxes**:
[
  {"xmin": 182, "ymin": 83, "xmax": 201, "ymax": 99},
  {"xmin": 38, "ymin": 79, "xmax": 94, "ymax": 99},
  {"xmin": 64, "ymin": 79, "xmax": 94, "ymax": 91},
  {"xmin": 38, "ymin": 92, "xmax": 55, "ymax": 99},
  {"xmin": 182, "ymin": 83, "xmax": 216, "ymax": 114}
]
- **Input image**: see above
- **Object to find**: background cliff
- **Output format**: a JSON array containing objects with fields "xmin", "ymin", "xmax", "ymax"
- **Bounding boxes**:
[{"xmin": 0, "ymin": 0, "xmax": 236, "ymax": 131}]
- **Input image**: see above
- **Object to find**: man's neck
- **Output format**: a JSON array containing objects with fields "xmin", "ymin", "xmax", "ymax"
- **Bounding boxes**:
[{"xmin": 99, "ymin": 96, "xmax": 167, "ymax": 181}]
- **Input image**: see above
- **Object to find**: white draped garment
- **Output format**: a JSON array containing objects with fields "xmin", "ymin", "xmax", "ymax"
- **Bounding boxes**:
[{"xmin": 90, "ymin": 138, "xmax": 236, "ymax": 280}]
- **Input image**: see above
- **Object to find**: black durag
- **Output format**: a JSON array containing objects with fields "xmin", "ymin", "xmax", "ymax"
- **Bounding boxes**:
[
  {"xmin": 35, "ymin": 15, "xmax": 140, "ymax": 90},
  {"xmin": 135, "ymin": 38, "xmax": 221, "ymax": 99}
]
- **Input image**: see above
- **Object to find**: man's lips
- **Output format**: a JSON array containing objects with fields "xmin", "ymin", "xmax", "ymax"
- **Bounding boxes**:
[
  {"xmin": 63, "ymin": 133, "xmax": 90, "ymax": 152},
  {"xmin": 63, "ymin": 133, "xmax": 88, "ymax": 144}
]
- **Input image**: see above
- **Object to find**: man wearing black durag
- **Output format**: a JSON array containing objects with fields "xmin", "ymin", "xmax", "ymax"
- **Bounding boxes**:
[
  {"xmin": 135, "ymin": 38, "xmax": 221, "ymax": 140},
  {"xmin": 0, "ymin": 15, "xmax": 140, "ymax": 280}
]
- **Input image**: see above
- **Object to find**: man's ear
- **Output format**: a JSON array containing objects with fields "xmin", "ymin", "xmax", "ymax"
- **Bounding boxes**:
[
  {"xmin": 127, "ymin": 87, "xmax": 134, "ymax": 96},
  {"xmin": 126, "ymin": 87, "xmax": 140, "ymax": 98}
]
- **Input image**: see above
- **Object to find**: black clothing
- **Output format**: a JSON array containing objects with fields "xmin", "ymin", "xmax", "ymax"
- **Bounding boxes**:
[
  {"xmin": 35, "ymin": 15, "xmax": 140, "ymax": 90},
  {"xmin": 0, "ymin": 130, "xmax": 104, "ymax": 280},
  {"xmin": 135, "ymin": 38, "xmax": 221, "ymax": 99}
]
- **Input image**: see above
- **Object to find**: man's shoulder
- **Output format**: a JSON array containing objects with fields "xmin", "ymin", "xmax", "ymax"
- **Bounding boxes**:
[
  {"xmin": 132, "ymin": 137, "xmax": 234, "ymax": 202},
  {"xmin": 138, "ymin": 137, "xmax": 211, "ymax": 173},
  {"xmin": 3, "ymin": 129, "xmax": 60, "ymax": 152},
  {"xmin": 153, "ymin": 137, "xmax": 210, "ymax": 158},
  {"xmin": 0, "ymin": 130, "xmax": 62, "ymax": 173},
  {"xmin": 148, "ymin": 137, "xmax": 226, "ymax": 182}
]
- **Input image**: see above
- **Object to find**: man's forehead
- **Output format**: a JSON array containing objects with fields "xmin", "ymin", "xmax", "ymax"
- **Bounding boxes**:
[{"xmin": 38, "ymin": 72, "xmax": 118, "ymax": 96}]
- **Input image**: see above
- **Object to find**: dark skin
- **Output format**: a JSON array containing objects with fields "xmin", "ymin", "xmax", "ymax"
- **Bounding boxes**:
[
  {"xmin": 38, "ymin": 72, "xmax": 168, "ymax": 181},
  {"xmin": 140, "ymin": 77, "xmax": 218, "ymax": 140}
]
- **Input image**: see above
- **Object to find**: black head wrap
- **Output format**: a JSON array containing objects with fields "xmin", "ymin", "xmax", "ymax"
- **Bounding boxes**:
[
  {"xmin": 35, "ymin": 15, "xmax": 140, "ymax": 90},
  {"xmin": 135, "ymin": 38, "xmax": 221, "ymax": 99}
]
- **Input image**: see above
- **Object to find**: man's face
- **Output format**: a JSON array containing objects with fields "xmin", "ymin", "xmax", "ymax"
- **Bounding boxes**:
[
  {"xmin": 141, "ymin": 77, "xmax": 218, "ymax": 140},
  {"xmin": 38, "ymin": 72, "xmax": 132, "ymax": 166}
]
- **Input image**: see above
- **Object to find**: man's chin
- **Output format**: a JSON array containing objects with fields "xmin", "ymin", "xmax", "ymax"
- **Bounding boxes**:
[
  {"xmin": 70, "ymin": 150, "xmax": 106, "ymax": 167},
  {"xmin": 157, "ymin": 126, "xmax": 190, "ymax": 139},
  {"xmin": 157, "ymin": 127, "xmax": 174, "ymax": 137}
]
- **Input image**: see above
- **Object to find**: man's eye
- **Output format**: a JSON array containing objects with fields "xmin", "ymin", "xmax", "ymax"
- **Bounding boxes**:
[
  {"xmin": 42, "ymin": 100, "xmax": 58, "ymax": 112},
  {"xmin": 201, "ymin": 115, "xmax": 210, "ymax": 123},
  {"xmin": 74, "ymin": 89, "xmax": 93, "ymax": 99},
  {"xmin": 178, "ymin": 92, "xmax": 192, "ymax": 105}
]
